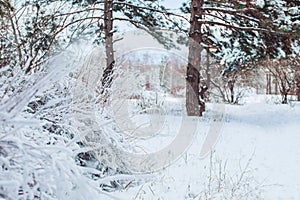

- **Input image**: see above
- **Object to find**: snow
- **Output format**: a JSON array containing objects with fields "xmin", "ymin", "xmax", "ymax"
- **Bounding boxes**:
[
  {"xmin": 2, "ymin": 0, "xmax": 300, "ymax": 198},
  {"xmin": 218, "ymin": 100, "xmax": 300, "ymax": 199},
  {"xmin": 2, "ymin": 57, "xmax": 300, "ymax": 199},
  {"xmin": 1, "ymin": 40, "xmax": 300, "ymax": 199},
  {"xmin": 255, "ymin": 0, "xmax": 265, "ymax": 8},
  {"xmin": 105, "ymin": 94, "xmax": 300, "ymax": 199},
  {"xmin": 1, "ymin": 60, "xmax": 300, "ymax": 199}
]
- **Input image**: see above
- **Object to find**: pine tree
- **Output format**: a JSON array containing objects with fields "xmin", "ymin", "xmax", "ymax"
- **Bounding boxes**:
[
  {"xmin": 181, "ymin": 0, "xmax": 300, "ymax": 116},
  {"xmin": 0, "ymin": 0, "xmax": 95, "ymax": 72},
  {"xmin": 185, "ymin": 0, "xmax": 204, "ymax": 116},
  {"xmin": 67, "ymin": 0, "xmax": 186, "ymax": 94}
]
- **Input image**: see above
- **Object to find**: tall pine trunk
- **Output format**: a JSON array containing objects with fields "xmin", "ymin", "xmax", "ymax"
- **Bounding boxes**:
[
  {"xmin": 186, "ymin": 0, "xmax": 203, "ymax": 116},
  {"xmin": 102, "ymin": 0, "xmax": 115, "ymax": 91}
]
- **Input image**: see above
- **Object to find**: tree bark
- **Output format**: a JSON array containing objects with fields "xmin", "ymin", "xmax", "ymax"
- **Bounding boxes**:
[
  {"xmin": 268, "ymin": 74, "xmax": 271, "ymax": 94},
  {"xmin": 297, "ymin": 89, "xmax": 300, "ymax": 102},
  {"xmin": 296, "ymin": 72, "xmax": 300, "ymax": 101},
  {"xmin": 102, "ymin": 0, "xmax": 115, "ymax": 91},
  {"xmin": 274, "ymin": 79, "xmax": 278, "ymax": 95},
  {"xmin": 297, "ymin": 87, "xmax": 300, "ymax": 101},
  {"xmin": 186, "ymin": 0, "xmax": 203, "ymax": 116},
  {"xmin": 228, "ymin": 80, "xmax": 235, "ymax": 103},
  {"xmin": 282, "ymin": 92, "xmax": 288, "ymax": 104},
  {"xmin": 199, "ymin": 86, "xmax": 208, "ymax": 113},
  {"xmin": 280, "ymin": 85, "xmax": 289, "ymax": 104},
  {"xmin": 205, "ymin": 48, "xmax": 211, "ymax": 90}
]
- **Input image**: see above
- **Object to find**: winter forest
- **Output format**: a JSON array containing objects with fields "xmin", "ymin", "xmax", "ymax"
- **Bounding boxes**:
[{"xmin": 1, "ymin": 0, "xmax": 300, "ymax": 199}]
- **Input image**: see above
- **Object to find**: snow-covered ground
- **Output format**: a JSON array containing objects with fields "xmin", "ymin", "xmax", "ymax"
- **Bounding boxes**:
[
  {"xmin": 219, "ymin": 96, "xmax": 300, "ymax": 200},
  {"xmin": 111, "ymin": 95, "xmax": 300, "ymax": 200},
  {"xmin": 2, "ymin": 79, "xmax": 300, "ymax": 200}
]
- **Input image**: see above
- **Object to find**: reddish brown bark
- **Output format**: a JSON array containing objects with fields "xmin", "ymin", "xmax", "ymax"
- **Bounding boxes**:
[
  {"xmin": 102, "ymin": 0, "xmax": 115, "ymax": 91},
  {"xmin": 186, "ymin": 0, "xmax": 203, "ymax": 116}
]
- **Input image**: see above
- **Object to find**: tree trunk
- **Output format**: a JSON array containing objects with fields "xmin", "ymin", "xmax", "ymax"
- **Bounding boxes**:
[
  {"xmin": 274, "ymin": 79, "xmax": 278, "ymax": 95},
  {"xmin": 205, "ymin": 48, "xmax": 211, "ymax": 90},
  {"xmin": 282, "ymin": 93, "xmax": 288, "ymax": 104},
  {"xmin": 297, "ymin": 87, "xmax": 300, "ymax": 102},
  {"xmin": 102, "ymin": 0, "xmax": 115, "ymax": 91},
  {"xmin": 296, "ymin": 72, "xmax": 300, "ymax": 101},
  {"xmin": 281, "ymin": 85, "xmax": 289, "ymax": 104},
  {"xmin": 199, "ymin": 86, "xmax": 208, "ymax": 113},
  {"xmin": 186, "ymin": 0, "xmax": 203, "ymax": 116},
  {"xmin": 228, "ymin": 80, "xmax": 235, "ymax": 104},
  {"xmin": 266, "ymin": 74, "xmax": 272, "ymax": 95},
  {"xmin": 297, "ymin": 88, "xmax": 300, "ymax": 101}
]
